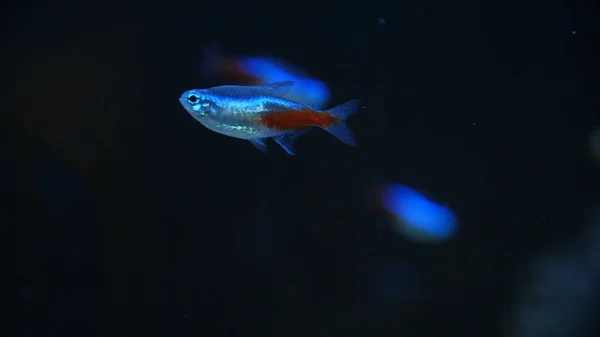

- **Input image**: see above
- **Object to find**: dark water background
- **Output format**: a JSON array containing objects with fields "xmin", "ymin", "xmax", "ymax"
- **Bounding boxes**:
[{"xmin": 5, "ymin": 0, "xmax": 600, "ymax": 336}]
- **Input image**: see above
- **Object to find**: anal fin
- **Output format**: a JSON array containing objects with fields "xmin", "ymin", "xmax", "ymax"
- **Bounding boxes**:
[
  {"xmin": 272, "ymin": 128, "xmax": 312, "ymax": 155},
  {"xmin": 249, "ymin": 138, "xmax": 268, "ymax": 153}
]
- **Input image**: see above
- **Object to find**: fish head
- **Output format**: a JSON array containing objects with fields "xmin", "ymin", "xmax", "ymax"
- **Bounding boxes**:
[{"xmin": 179, "ymin": 89, "xmax": 214, "ymax": 121}]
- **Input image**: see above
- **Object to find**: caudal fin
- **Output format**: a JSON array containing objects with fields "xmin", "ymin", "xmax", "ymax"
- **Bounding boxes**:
[{"xmin": 323, "ymin": 99, "xmax": 360, "ymax": 147}]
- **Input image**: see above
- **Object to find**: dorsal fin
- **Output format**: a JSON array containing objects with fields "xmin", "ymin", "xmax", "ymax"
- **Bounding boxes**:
[{"xmin": 258, "ymin": 81, "xmax": 295, "ymax": 98}]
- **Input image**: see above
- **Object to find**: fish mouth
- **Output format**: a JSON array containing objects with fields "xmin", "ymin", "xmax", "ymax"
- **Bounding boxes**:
[
  {"xmin": 178, "ymin": 97, "xmax": 191, "ymax": 111},
  {"xmin": 179, "ymin": 97, "xmax": 199, "ymax": 119}
]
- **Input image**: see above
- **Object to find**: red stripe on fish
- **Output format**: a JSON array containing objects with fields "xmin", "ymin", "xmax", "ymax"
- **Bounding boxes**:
[{"xmin": 259, "ymin": 109, "xmax": 339, "ymax": 131}]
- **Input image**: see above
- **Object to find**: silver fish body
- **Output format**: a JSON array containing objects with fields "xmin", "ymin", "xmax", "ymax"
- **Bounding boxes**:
[
  {"xmin": 179, "ymin": 82, "xmax": 304, "ymax": 140},
  {"xmin": 179, "ymin": 81, "xmax": 360, "ymax": 155}
]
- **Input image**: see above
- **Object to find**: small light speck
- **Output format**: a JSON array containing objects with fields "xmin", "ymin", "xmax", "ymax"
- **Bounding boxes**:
[
  {"xmin": 472, "ymin": 122, "xmax": 477, "ymax": 126},
  {"xmin": 572, "ymin": 30, "xmax": 577, "ymax": 35},
  {"xmin": 378, "ymin": 18, "xmax": 386, "ymax": 25}
]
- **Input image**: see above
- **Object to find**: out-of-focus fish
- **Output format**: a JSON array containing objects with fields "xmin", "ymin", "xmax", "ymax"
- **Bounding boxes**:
[
  {"xmin": 375, "ymin": 183, "xmax": 457, "ymax": 243},
  {"xmin": 179, "ymin": 81, "xmax": 359, "ymax": 155},
  {"xmin": 201, "ymin": 44, "xmax": 331, "ymax": 109}
]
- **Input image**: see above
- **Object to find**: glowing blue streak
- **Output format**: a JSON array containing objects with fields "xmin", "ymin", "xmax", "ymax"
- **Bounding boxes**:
[
  {"xmin": 382, "ymin": 184, "xmax": 457, "ymax": 238},
  {"xmin": 239, "ymin": 57, "xmax": 330, "ymax": 109}
]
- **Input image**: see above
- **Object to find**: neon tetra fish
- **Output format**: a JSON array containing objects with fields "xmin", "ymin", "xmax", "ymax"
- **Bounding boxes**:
[
  {"xmin": 179, "ymin": 81, "xmax": 359, "ymax": 155},
  {"xmin": 201, "ymin": 44, "xmax": 331, "ymax": 109}
]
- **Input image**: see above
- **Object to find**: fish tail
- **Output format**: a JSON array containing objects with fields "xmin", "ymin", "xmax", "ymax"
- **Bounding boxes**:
[{"xmin": 322, "ymin": 99, "xmax": 360, "ymax": 147}]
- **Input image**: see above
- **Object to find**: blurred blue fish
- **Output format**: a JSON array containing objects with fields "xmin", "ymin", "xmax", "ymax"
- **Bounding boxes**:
[
  {"xmin": 201, "ymin": 44, "xmax": 331, "ymax": 109},
  {"xmin": 379, "ymin": 184, "xmax": 457, "ymax": 242}
]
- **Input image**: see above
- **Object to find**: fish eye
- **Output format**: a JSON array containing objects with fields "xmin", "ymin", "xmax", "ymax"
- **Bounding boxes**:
[{"xmin": 187, "ymin": 94, "xmax": 199, "ymax": 104}]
